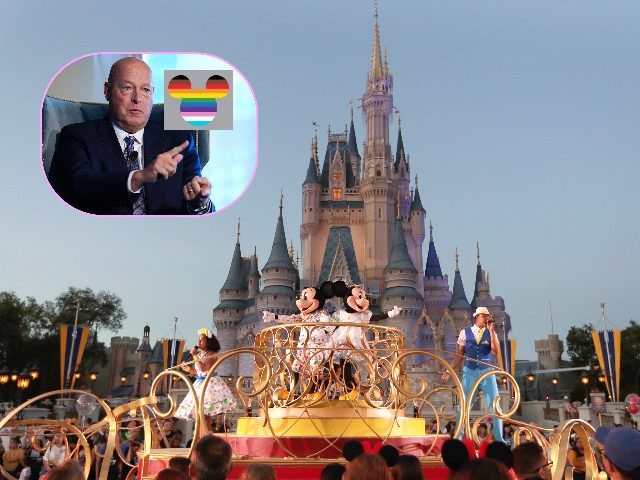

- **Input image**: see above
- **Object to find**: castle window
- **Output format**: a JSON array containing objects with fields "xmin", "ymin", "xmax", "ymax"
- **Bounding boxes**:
[
  {"xmin": 376, "ymin": 170, "xmax": 381, "ymax": 177},
  {"xmin": 378, "ymin": 208, "xmax": 381, "ymax": 219},
  {"xmin": 274, "ymin": 295, "xmax": 278, "ymax": 300},
  {"xmin": 332, "ymin": 172, "xmax": 342, "ymax": 181},
  {"xmin": 275, "ymin": 268, "xmax": 279, "ymax": 272},
  {"xmin": 401, "ymin": 168, "xmax": 405, "ymax": 176},
  {"xmin": 236, "ymin": 309, "xmax": 240, "ymax": 313},
  {"xmin": 332, "ymin": 188, "xmax": 342, "ymax": 200},
  {"xmin": 309, "ymin": 207, "xmax": 313, "ymax": 212},
  {"xmin": 401, "ymin": 296, "xmax": 406, "ymax": 300},
  {"xmin": 400, "ymin": 270, "xmax": 403, "ymax": 273}
]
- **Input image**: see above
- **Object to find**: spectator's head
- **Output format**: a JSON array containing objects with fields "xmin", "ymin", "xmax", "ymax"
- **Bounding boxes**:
[
  {"xmin": 594, "ymin": 427, "xmax": 640, "ymax": 480},
  {"xmin": 478, "ymin": 423, "xmax": 488, "ymax": 437},
  {"xmin": 343, "ymin": 440, "xmax": 364, "ymax": 462},
  {"xmin": 512, "ymin": 442, "xmax": 551, "ymax": 480},
  {"xmin": 47, "ymin": 460, "xmax": 85, "ymax": 480},
  {"xmin": 392, "ymin": 454, "xmax": 424, "ymax": 480},
  {"xmin": 238, "ymin": 463, "xmax": 277, "ymax": 480},
  {"xmin": 485, "ymin": 441, "xmax": 513, "ymax": 470},
  {"xmin": 320, "ymin": 463, "xmax": 346, "ymax": 480},
  {"xmin": 104, "ymin": 57, "xmax": 154, "ymax": 134},
  {"xmin": 155, "ymin": 468, "xmax": 190, "ymax": 480},
  {"xmin": 343, "ymin": 454, "xmax": 393, "ymax": 480},
  {"xmin": 189, "ymin": 434, "xmax": 232, "ymax": 480},
  {"xmin": 441, "ymin": 439, "xmax": 472, "ymax": 472},
  {"xmin": 53, "ymin": 432, "xmax": 65, "ymax": 446},
  {"xmin": 9, "ymin": 437, "xmax": 20, "ymax": 449},
  {"xmin": 170, "ymin": 431, "xmax": 183, "ymax": 448},
  {"xmin": 169, "ymin": 456, "xmax": 191, "ymax": 476},
  {"xmin": 448, "ymin": 458, "xmax": 512, "ymax": 480},
  {"xmin": 379, "ymin": 444, "xmax": 400, "ymax": 468}
]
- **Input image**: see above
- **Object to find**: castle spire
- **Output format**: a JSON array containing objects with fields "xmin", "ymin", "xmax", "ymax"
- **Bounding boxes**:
[
  {"xmin": 263, "ymin": 195, "xmax": 294, "ymax": 271},
  {"xmin": 471, "ymin": 242, "xmax": 484, "ymax": 310},
  {"xmin": 424, "ymin": 222, "xmax": 443, "ymax": 279},
  {"xmin": 236, "ymin": 218, "xmax": 240, "ymax": 244},
  {"xmin": 449, "ymin": 248, "xmax": 470, "ymax": 310},
  {"xmin": 370, "ymin": 1, "xmax": 384, "ymax": 82},
  {"xmin": 395, "ymin": 113, "xmax": 405, "ymax": 169},
  {"xmin": 410, "ymin": 176, "xmax": 426, "ymax": 214},
  {"xmin": 221, "ymin": 233, "xmax": 246, "ymax": 291}
]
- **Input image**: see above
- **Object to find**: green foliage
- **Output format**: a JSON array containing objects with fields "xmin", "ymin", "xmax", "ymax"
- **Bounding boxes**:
[
  {"xmin": 0, "ymin": 288, "xmax": 126, "ymax": 394},
  {"xmin": 566, "ymin": 323, "xmax": 597, "ymax": 367}
]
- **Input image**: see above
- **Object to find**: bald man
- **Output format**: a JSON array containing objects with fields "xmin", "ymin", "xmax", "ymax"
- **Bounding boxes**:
[{"xmin": 49, "ymin": 57, "xmax": 214, "ymax": 215}]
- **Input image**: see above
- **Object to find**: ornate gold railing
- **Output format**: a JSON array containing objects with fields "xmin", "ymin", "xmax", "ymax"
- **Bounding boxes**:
[{"xmin": 0, "ymin": 324, "xmax": 606, "ymax": 479}]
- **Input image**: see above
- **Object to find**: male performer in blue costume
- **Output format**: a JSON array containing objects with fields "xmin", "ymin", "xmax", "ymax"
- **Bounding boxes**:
[
  {"xmin": 442, "ymin": 306, "xmax": 504, "ymax": 442},
  {"xmin": 48, "ymin": 57, "xmax": 214, "ymax": 215}
]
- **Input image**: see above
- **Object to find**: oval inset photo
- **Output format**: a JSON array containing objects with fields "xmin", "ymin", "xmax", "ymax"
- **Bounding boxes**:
[{"xmin": 42, "ymin": 52, "xmax": 258, "ymax": 216}]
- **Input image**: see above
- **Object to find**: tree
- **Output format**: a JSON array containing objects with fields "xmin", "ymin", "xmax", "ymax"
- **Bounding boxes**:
[
  {"xmin": 0, "ymin": 287, "xmax": 126, "ymax": 395},
  {"xmin": 565, "ymin": 323, "xmax": 597, "ymax": 367},
  {"xmin": 620, "ymin": 320, "xmax": 640, "ymax": 397}
]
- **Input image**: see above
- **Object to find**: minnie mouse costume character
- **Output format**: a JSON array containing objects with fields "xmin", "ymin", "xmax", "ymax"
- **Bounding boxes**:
[
  {"xmin": 331, "ymin": 281, "xmax": 401, "ymax": 398},
  {"xmin": 262, "ymin": 281, "xmax": 335, "ymax": 395}
]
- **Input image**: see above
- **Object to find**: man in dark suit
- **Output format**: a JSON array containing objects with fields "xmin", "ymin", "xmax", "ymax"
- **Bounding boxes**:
[{"xmin": 48, "ymin": 57, "xmax": 214, "ymax": 215}]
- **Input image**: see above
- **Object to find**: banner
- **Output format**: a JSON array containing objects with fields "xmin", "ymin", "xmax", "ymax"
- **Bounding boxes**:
[
  {"xmin": 162, "ymin": 338, "xmax": 186, "ymax": 371},
  {"xmin": 591, "ymin": 329, "xmax": 621, "ymax": 402},
  {"xmin": 59, "ymin": 324, "xmax": 91, "ymax": 389},
  {"xmin": 497, "ymin": 338, "xmax": 517, "ymax": 377}
]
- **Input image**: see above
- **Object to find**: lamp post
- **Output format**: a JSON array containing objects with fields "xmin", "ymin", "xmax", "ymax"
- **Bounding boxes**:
[
  {"xmin": 581, "ymin": 372, "xmax": 590, "ymax": 405},
  {"xmin": 527, "ymin": 371, "xmax": 538, "ymax": 400},
  {"xmin": 89, "ymin": 371, "xmax": 98, "ymax": 393},
  {"xmin": 551, "ymin": 377, "xmax": 559, "ymax": 400}
]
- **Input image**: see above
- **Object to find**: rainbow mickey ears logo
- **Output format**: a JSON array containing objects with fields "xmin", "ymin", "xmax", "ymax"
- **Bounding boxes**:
[{"xmin": 164, "ymin": 70, "xmax": 233, "ymax": 131}]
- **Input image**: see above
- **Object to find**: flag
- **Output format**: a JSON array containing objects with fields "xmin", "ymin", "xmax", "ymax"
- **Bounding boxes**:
[
  {"xmin": 59, "ymin": 324, "xmax": 91, "ymax": 389},
  {"xmin": 591, "ymin": 329, "xmax": 621, "ymax": 402},
  {"xmin": 497, "ymin": 338, "xmax": 517, "ymax": 377},
  {"xmin": 162, "ymin": 339, "xmax": 186, "ymax": 370}
]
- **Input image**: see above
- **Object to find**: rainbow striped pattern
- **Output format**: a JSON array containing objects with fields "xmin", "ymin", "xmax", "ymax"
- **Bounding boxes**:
[{"xmin": 168, "ymin": 74, "xmax": 230, "ymax": 127}]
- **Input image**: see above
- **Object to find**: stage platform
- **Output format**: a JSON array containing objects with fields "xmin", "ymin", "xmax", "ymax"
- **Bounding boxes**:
[{"xmin": 140, "ymin": 449, "xmax": 449, "ymax": 480}]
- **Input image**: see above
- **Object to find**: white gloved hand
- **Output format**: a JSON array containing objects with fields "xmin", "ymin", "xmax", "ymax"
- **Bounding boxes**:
[
  {"xmin": 262, "ymin": 311, "xmax": 277, "ymax": 323},
  {"xmin": 387, "ymin": 306, "xmax": 402, "ymax": 318}
]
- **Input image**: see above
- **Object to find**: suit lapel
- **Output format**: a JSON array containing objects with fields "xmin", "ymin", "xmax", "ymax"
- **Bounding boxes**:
[
  {"xmin": 143, "ymin": 121, "xmax": 162, "ymax": 168},
  {"xmin": 97, "ymin": 117, "xmax": 127, "ymax": 170}
]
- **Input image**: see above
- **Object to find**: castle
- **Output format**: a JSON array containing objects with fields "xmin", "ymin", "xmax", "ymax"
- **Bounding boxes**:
[{"xmin": 211, "ymin": 8, "xmax": 513, "ymax": 381}]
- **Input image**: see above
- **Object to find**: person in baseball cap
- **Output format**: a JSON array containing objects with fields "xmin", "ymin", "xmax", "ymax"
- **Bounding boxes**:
[{"xmin": 594, "ymin": 426, "xmax": 640, "ymax": 479}]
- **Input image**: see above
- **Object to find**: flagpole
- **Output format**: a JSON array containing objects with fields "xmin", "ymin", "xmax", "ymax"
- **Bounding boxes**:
[
  {"xmin": 168, "ymin": 316, "xmax": 178, "ymax": 395},
  {"xmin": 65, "ymin": 299, "xmax": 80, "ymax": 390},
  {"xmin": 600, "ymin": 302, "xmax": 616, "ymax": 402}
]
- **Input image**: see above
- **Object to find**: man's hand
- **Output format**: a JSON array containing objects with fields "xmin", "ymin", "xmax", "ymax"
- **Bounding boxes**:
[
  {"xmin": 183, "ymin": 176, "xmax": 212, "ymax": 204},
  {"xmin": 487, "ymin": 316, "xmax": 495, "ymax": 332},
  {"xmin": 131, "ymin": 140, "xmax": 188, "ymax": 190}
]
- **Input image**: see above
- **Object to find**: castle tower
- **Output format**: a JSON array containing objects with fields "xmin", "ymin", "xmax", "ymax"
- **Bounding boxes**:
[
  {"xmin": 380, "ymin": 211, "xmax": 423, "ymax": 343},
  {"xmin": 409, "ymin": 177, "xmax": 426, "ymax": 293},
  {"xmin": 535, "ymin": 334, "xmax": 564, "ymax": 370},
  {"xmin": 446, "ymin": 250, "xmax": 470, "ymax": 352},
  {"xmin": 107, "ymin": 336, "xmax": 138, "ymax": 395},
  {"xmin": 423, "ymin": 223, "xmax": 452, "ymax": 320},
  {"xmin": 247, "ymin": 247, "xmax": 261, "ymax": 298},
  {"xmin": 301, "ymin": 132, "xmax": 321, "ymax": 282},
  {"xmin": 348, "ymin": 108, "xmax": 361, "ymax": 183},
  {"xmin": 256, "ymin": 195, "xmax": 298, "ymax": 317},
  {"xmin": 360, "ymin": 7, "xmax": 397, "ymax": 289},
  {"xmin": 394, "ymin": 119, "xmax": 411, "ymax": 218},
  {"xmin": 133, "ymin": 325, "xmax": 153, "ymax": 397},
  {"xmin": 213, "ymin": 221, "xmax": 248, "ymax": 376}
]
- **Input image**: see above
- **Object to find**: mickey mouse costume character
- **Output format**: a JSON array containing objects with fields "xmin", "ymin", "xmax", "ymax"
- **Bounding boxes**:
[
  {"xmin": 262, "ymin": 281, "xmax": 335, "ymax": 396},
  {"xmin": 331, "ymin": 281, "xmax": 401, "ymax": 399}
]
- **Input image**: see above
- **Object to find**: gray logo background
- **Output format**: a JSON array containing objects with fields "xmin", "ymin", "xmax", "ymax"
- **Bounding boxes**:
[{"xmin": 164, "ymin": 69, "xmax": 233, "ymax": 130}]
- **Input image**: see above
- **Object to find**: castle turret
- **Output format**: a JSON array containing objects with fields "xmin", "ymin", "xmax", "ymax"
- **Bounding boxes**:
[
  {"xmin": 423, "ymin": 223, "xmax": 451, "ymax": 320},
  {"xmin": 256, "ymin": 195, "xmax": 298, "ymax": 318},
  {"xmin": 394, "ymin": 119, "xmax": 411, "ymax": 218},
  {"xmin": 247, "ymin": 247, "xmax": 261, "ymax": 298},
  {"xmin": 381, "ymin": 212, "xmax": 423, "ymax": 342},
  {"xmin": 409, "ymin": 176, "xmax": 426, "ymax": 293},
  {"xmin": 348, "ymin": 108, "xmax": 361, "ymax": 183},
  {"xmin": 360, "ymin": 6, "xmax": 397, "ymax": 288},
  {"xmin": 213, "ymin": 221, "xmax": 248, "ymax": 376},
  {"xmin": 133, "ymin": 325, "xmax": 153, "ymax": 397}
]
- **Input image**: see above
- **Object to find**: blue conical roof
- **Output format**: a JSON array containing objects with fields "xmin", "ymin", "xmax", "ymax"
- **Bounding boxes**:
[
  {"xmin": 263, "ymin": 206, "xmax": 294, "ymax": 270},
  {"xmin": 348, "ymin": 118, "xmax": 360, "ymax": 157},
  {"xmin": 448, "ymin": 268, "xmax": 470, "ymax": 310},
  {"xmin": 425, "ymin": 238, "xmax": 443, "ymax": 279},
  {"xmin": 221, "ymin": 241, "xmax": 246, "ymax": 291},
  {"xmin": 303, "ymin": 156, "xmax": 319, "ymax": 185},
  {"xmin": 410, "ymin": 186, "xmax": 426, "ymax": 213},
  {"xmin": 387, "ymin": 218, "xmax": 416, "ymax": 271}
]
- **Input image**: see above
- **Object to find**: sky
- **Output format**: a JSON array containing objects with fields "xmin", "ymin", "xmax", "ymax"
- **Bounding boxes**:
[{"xmin": 0, "ymin": 0, "xmax": 638, "ymax": 360}]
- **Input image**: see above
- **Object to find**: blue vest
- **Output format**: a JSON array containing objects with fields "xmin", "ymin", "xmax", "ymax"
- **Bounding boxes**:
[{"xmin": 463, "ymin": 327, "xmax": 492, "ymax": 370}]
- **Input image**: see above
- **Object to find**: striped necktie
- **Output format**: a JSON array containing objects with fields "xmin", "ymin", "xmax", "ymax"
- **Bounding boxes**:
[{"xmin": 124, "ymin": 135, "xmax": 145, "ymax": 215}]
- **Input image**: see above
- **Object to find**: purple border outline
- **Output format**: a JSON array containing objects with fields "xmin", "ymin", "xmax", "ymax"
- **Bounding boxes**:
[{"xmin": 40, "ymin": 51, "xmax": 259, "ymax": 219}]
